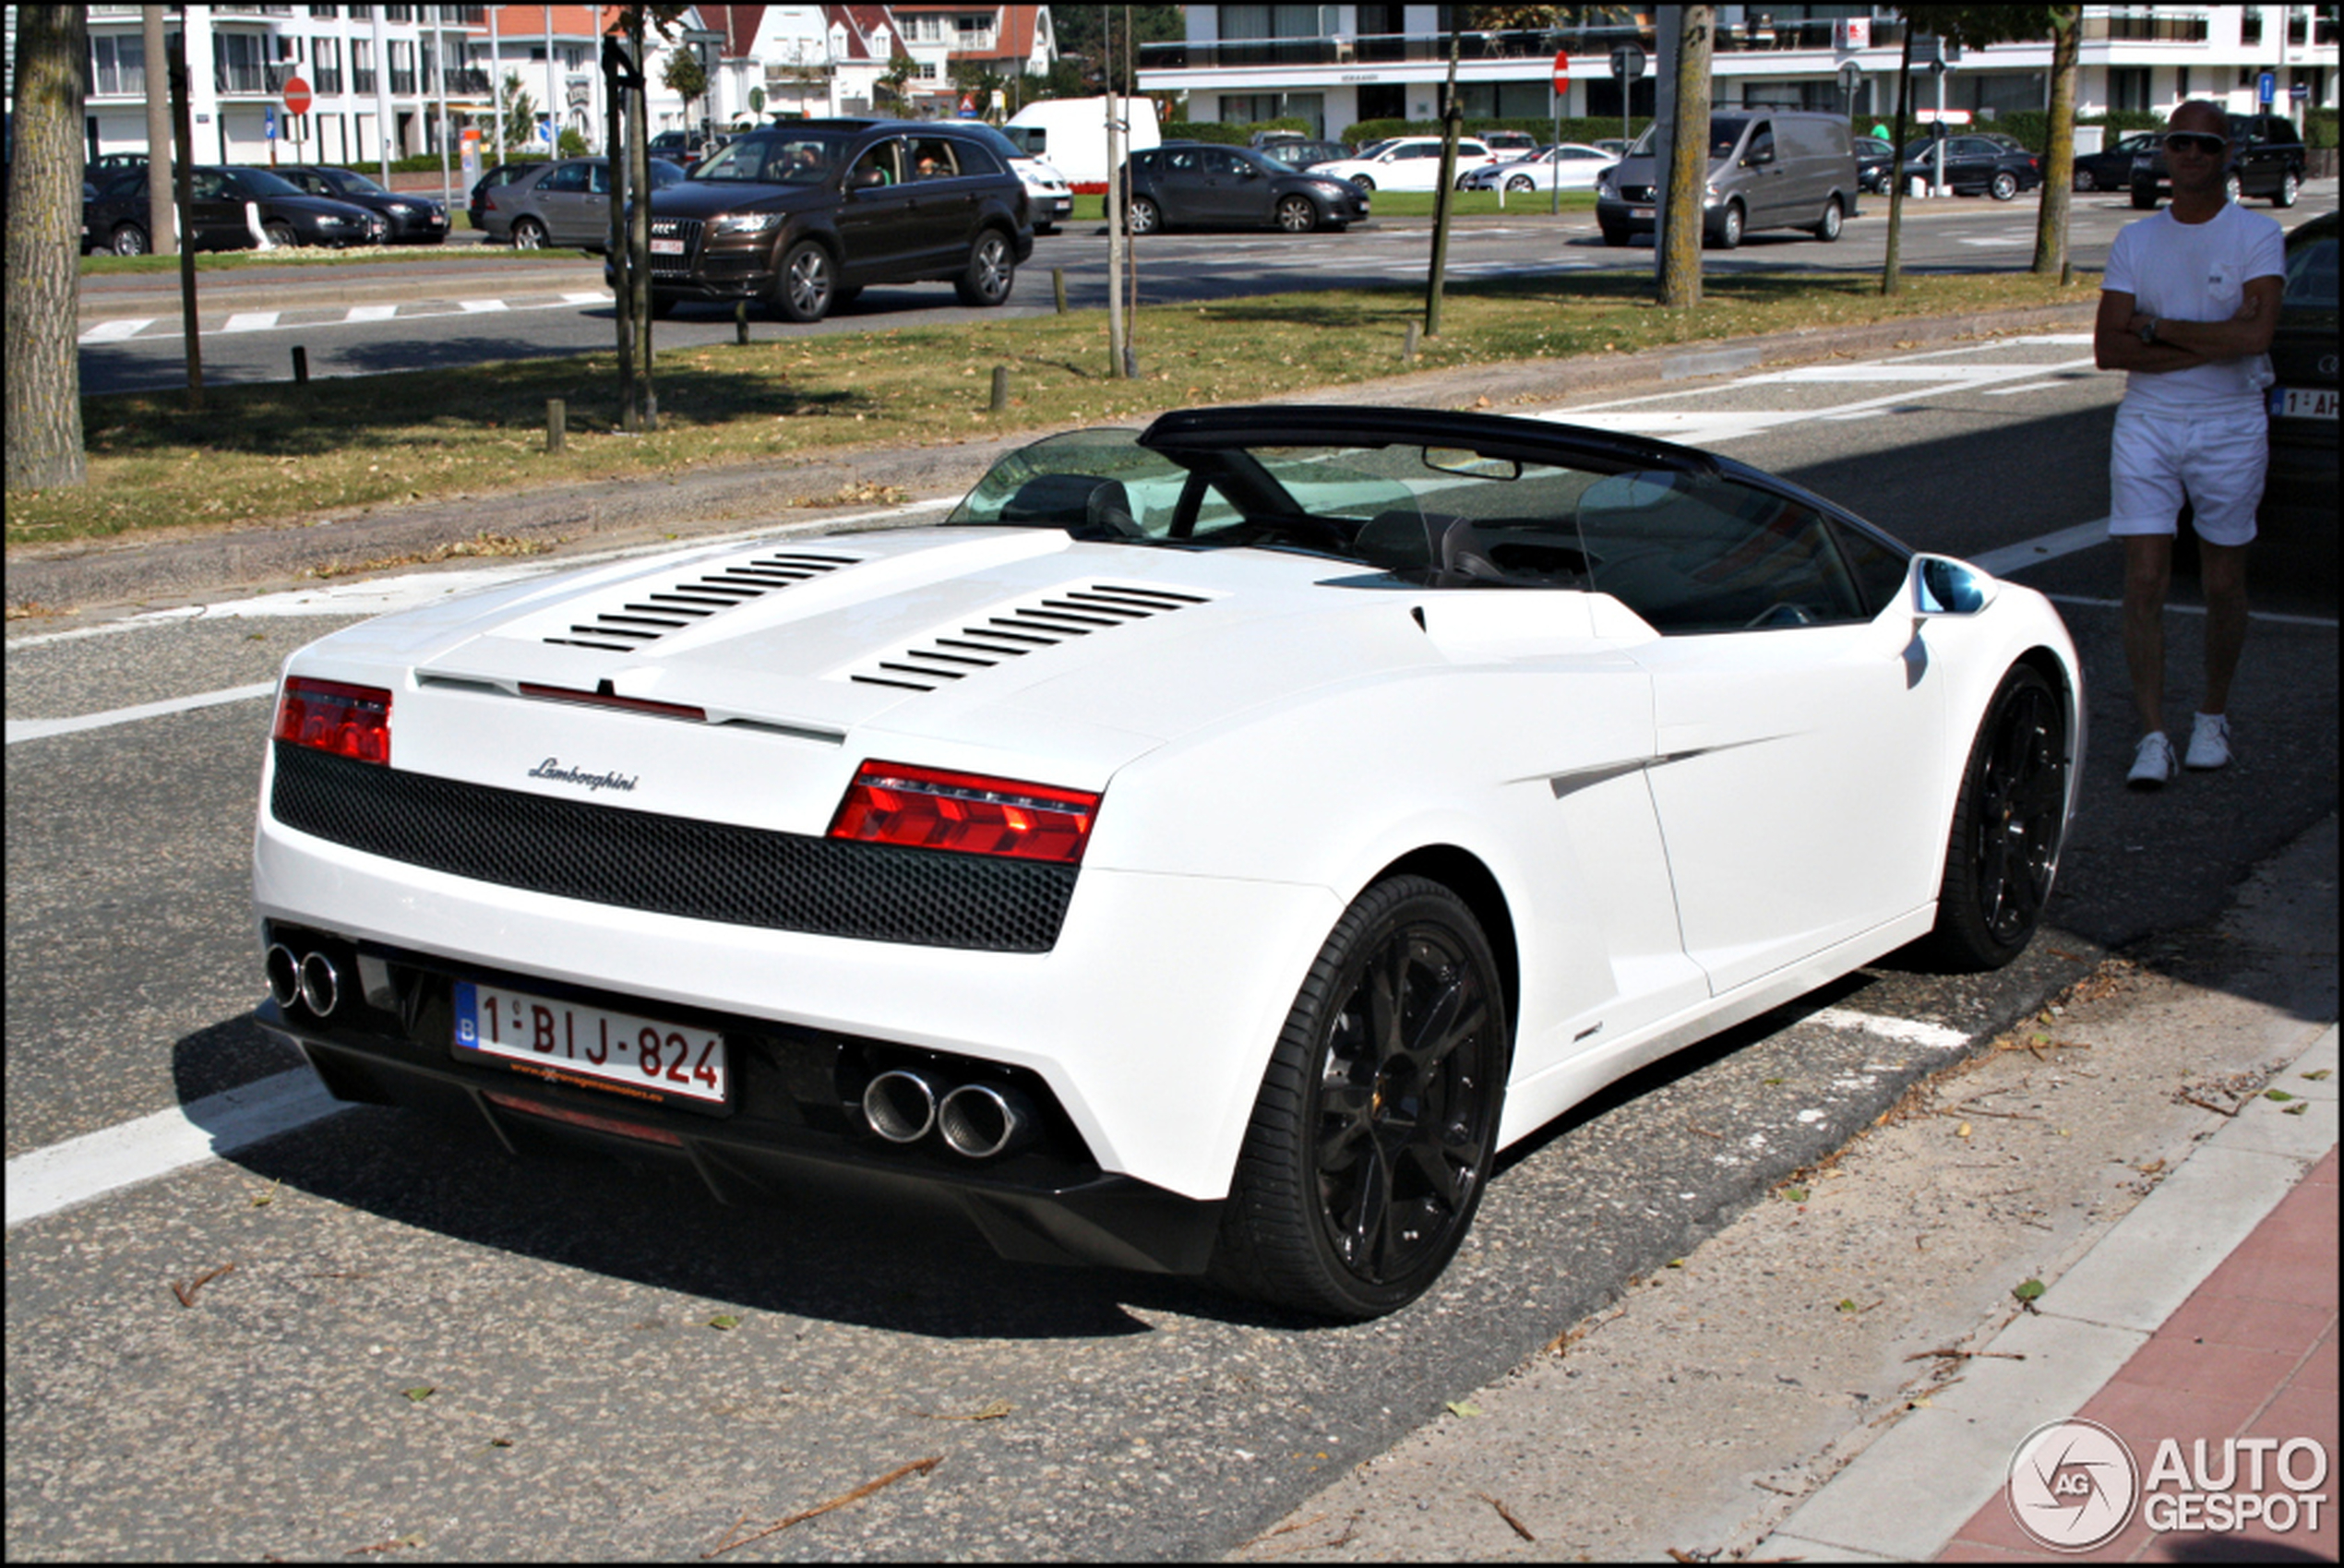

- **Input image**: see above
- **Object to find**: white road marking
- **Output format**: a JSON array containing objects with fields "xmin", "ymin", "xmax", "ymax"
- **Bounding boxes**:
[
  {"xmin": 1981, "ymin": 379, "xmax": 2079, "ymax": 395},
  {"xmin": 1811, "ymin": 1007, "xmax": 1972, "ymax": 1053},
  {"xmin": 345, "ymin": 304, "xmax": 400, "ymax": 322},
  {"xmin": 222, "ymin": 311, "xmax": 281, "ymax": 332},
  {"xmin": 5, "ymin": 682, "xmax": 278, "ymax": 745},
  {"xmin": 1957, "ymin": 235, "xmax": 2032, "ymax": 246},
  {"xmin": 1970, "ymin": 519, "xmax": 2111, "ymax": 575},
  {"xmin": 2046, "ymin": 593, "xmax": 2341, "ymax": 629},
  {"xmin": 562, "ymin": 290, "xmax": 609, "ymax": 305},
  {"xmin": 79, "ymin": 317, "xmax": 154, "ymax": 342},
  {"xmin": 6, "ymin": 1069, "xmax": 348, "ymax": 1229},
  {"xmin": 460, "ymin": 297, "xmax": 510, "ymax": 313},
  {"xmin": 1534, "ymin": 407, "xmax": 1812, "ymax": 443}
]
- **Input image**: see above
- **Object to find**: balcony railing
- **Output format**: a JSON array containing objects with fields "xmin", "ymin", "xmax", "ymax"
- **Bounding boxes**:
[
  {"xmin": 391, "ymin": 68, "xmax": 419, "ymax": 93},
  {"xmin": 314, "ymin": 67, "xmax": 344, "ymax": 94},
  {"xmin": 2085, "ymin": 13, "xmax": 2209, "ymax": 43},
  {"xmin": 217, "ymin": 60, "xmax": 276, "ymax": 93},
  {"xmin": 353, "ymin": 66, "xmax": 377, "ymax": 94},
  {"xmin": 1142, "ymin": 19, "xmax": 1941, "ymax": 73}
]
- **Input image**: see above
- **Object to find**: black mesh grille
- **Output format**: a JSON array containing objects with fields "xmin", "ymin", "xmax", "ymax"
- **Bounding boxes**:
[{"xmin": 270, "ymin": 742, "xmax": 1076, "ymax": 952}]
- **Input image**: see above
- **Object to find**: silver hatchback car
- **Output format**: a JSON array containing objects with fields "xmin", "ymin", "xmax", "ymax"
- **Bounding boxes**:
[{"xmin": 481, "ymin": 156, "xmax": 687, "ymax": 251}]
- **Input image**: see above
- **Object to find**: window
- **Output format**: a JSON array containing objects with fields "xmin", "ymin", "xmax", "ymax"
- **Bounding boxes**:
[
  {"xmin": 542, "ymin": 162, "xmax": 592, "ymax": 192},
  {"xmin": 312, "ymin": 36, "xmax": 342, "ymax": 94},
  {"xmin": 1574, "ymin": 474, "xmax": 1871, "ymax": 634},
  {"xmin": 89, "ymin": 32, "xmax": 146, "ymax": 96}
]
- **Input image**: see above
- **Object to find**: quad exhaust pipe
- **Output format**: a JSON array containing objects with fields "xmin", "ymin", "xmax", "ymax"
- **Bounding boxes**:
[
  {"xmin": 265, "ymin": 942, "xmax": 343, "ymax": 1019},
  {"xmin": 859, "ymin": 1069, "xmax": 1035, "ymax": 1160}
]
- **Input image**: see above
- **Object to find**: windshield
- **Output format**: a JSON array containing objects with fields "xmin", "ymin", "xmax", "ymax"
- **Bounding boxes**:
[
  {"xmin": 329, "ymin": 169, "xmax": 389, "ymax": 195},
  {"xmin": 692, "ymin": 134, "xmax": 846, "ymax": 184},
  {"xmin": 231, "ymin": 168, "xmax": 304, "ymax": 197},
  {"xmin": 1626, "ymin": 118, "xmax": 1749, "ymax": 159},
  {"xmin": 2282, "ymin": 227, "xmax": 2338, "ymax": 310}
]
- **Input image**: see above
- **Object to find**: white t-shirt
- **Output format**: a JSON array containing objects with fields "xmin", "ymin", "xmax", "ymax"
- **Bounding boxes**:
[{"xmin": 2104, "ymin": 202, "xmax": 2287, "ymax": 417}]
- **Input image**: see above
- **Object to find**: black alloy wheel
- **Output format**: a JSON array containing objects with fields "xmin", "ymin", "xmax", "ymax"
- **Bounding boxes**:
[
  {"xmin": 111, "ymin": 222, "xmax": 149, "ymax": 256},
  {"xmin": 954, "ymin": 230, "xmax": 1016, "ymax": 306},
  {"xmin": 772, "ymin": 238, "xmax": 834, "ymax": 322},
  {"xmin": 1212, "ymin": 876, "xmax": 1510, "ymax": 1320},
  {"xmin": 1274, "ymin": 193, "xmax": 1319, "ymax": 233},
  {"xmin": 2075, "ymin": 167, "xmax": 2099, "ymax": 191},
  {"xmin": 1990, "ymin": 170, "xmax": 2019, "ymax": 201},
  {"xmin": 1924, "ymin": 664, "xmax": 2069, "ymax": 972},
  {"xmin": 1125, "ymin": 195, "xmax": 1161, "ymax": 235}
]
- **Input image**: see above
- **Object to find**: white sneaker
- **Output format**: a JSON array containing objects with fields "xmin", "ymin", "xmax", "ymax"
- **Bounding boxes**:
[
  {"xmin": 2128, "ymin": 732, "xmax": 2176, "ymax": 790},
  {"xmin": 2185, "ymin": 712, "xmax": 2232, "ymax": 771}
]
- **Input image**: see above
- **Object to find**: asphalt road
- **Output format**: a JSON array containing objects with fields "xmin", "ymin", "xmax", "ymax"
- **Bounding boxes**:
[
  {"xmin": 81, "ymin": 184, "xmax": 2332, "ymax": 397},
  {"xmin": 7, "ymin": 327, "xmax": 2337, "ymax": 1558}
]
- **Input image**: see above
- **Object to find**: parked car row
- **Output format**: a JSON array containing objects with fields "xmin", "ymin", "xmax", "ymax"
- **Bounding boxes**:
[
  {"xmin": 1120, "ymin": 142, "xmax": 1370, "ymax": 234},
  {"xmin": 81, "ymin": 162, "xmax": 396, "ymax": 254},
  {"xmin": 1900, "ymin": 132, "xmax": 2042, "ymax": 199},
  {"xmin": 2127, "ymin": 113, "xmax": 2305, "ymax": 209}
]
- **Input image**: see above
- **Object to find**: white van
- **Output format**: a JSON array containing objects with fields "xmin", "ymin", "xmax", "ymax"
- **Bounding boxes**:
[{"xmin": 1002, "ymin": 97, "xmax": 1162, "ymax": 193}]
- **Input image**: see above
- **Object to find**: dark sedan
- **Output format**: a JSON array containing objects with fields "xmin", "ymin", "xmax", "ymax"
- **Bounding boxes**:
[
  {"xmin": 273, "ymin": 164, "xmax": 449, "ymax": 242},
  {"xmin": 2260, "ymin": 210, "xmax": 2338, "ymax": 586},
  {"xmin": 2072, "ymin": 130, "xmax": 2159, "ymax": 192},
  {"xmin": 1900, "ymin": 133, "xmax": 2041, "ymax": 199},
  {"xmin": 2129, "ymin": 113, "xmax": 2305, "ymax": 209},
  {"xmin": 83, "ymin": 164, "xmax": 388, "ymax": 254},
  {"xmin": 1120, "ymin": 142, "xmax": 1369, "ymax": 234},
  {"xmin": 1855, "ymin": 134, "xmax": 1896, "ymax": 193}
]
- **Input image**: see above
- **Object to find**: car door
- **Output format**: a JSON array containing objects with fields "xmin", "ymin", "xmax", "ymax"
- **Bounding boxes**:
[
  {"xmin": 1390, "ymin": 139, "xmax": 1443, "ymax": 189},
  {"xmin": 1575, "ymin": 472, "xmax": 1946, "ymax": 997},
  {"xmin": 1147, "ymin": 145, "xmax": 1210, "ymax": 223},
  {"xmin": 1739, "ymin": 121, "xmax": 1789, "ymax": 225},
  {"xmin": 1195, "ymin": 147, "xmax": 1266, "ymax": 225},
  {"xmin": 185, "ymin": 167, "xmax": 250, "ymax": 249},
  {"xmin": 835, "ymin": 136, "xmax": 924, "ymax": 281},
  {"xmin": 901, "ymin": 136, "xmax": 980, "ymax": 271}
]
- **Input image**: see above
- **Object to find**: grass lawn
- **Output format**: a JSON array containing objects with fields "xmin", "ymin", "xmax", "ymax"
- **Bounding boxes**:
[{"xmin": 12, "ymin": 266, "xmax": 2092, "ymax": 553}]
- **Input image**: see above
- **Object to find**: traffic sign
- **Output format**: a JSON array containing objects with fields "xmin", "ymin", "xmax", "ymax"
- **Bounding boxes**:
[
  {"xmin": 2259, "ymin": 71, "xmax": 2277, "ymax": 106},
  {"xmin": 1611, "ymin": 45, "xmax": 1645, "ymax": 83},
  {"xmin": 281, "ymin": 74, "xmax": 312, "ymax": 116},
  {"xmin": 265, "ymin": 103, "xmax": 278, "ymax": 139},
  {"xmin": 1550, "ymin": 49, "xmax": 1571, "ymax": 91},
  {"xmin": 1836, "ymin": 62, "xmax": 1863, "ymax": 97}
]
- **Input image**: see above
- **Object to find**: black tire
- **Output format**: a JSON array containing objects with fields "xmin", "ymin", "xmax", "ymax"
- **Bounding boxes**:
[
  {"xmin": 2074, "ymin": 167, "xmax": 2098, "ymax": 192},
  {"xmin": 1923, "ymin": 664, "xmax": 2069, "ymax": 973},
  {"xmin": 647, "ymin": 294, "xmax": 676, "ymax": 319},
  {"xmin": 263, "ymin": 219, "xmax": 299, "ymax": 248},
  {"xmin": 510, "ymin": 216, "xmax": 547, "ymax": 250},
  {"xmin": 1990, "ymin": 170, "xmax": 2019, "ymax": 201},
  {"xmin": 110, "ymin": 222, "xmax": 149, "ymax": 257},
  {"xmin": 1505, "ymin": 174, "xmax": 1536, "ymax": 194},
  {"xmin": 2130, "ymin": 186, "xmax": 2158, "ymax": 209},
  {"xmin": 1812, "ymin": 195, "xmax": 1844, "ymax": 241},
  {"xmin": 1126, "ymin": 196, "xmax": 1161, "ymax": 235},
  {"xmin": 2273, "ymin": 171, "xmax": 2298, "ymax": 208},
  {"xmin": 1274, "ymin": 193, "xmax": 1319, "ymax": 233},
  {"xmin": 831, "ymin": 284, "xmax": 863, "ymax": 308},
  {"xmin": 953, "ymin": 229, "xmax": 1015, "ymax": 306},
  {"xmin": 1211, "ymin": 876, "xmax": 1510, "ymax": 1320},
  {"xmin": 1598, "ymin": 222, "xmax": 1631, "ymax": 247},
  {"xmin": 1032, "ymin": 221, "xmax": 1055, "ymax": 236},
  {"xmin": 1707, "ymin": 201, "xmax": 1744, "ymax": 249},
  {"xmin": 1351, "ymin": 174, "xmax": 1376, "ymax": 193},
  {"xmin": 771, "ymin": 238, "xmax": 834, "ymax": 322}
]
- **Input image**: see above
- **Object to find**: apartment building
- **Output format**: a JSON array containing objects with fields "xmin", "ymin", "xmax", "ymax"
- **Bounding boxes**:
[
  {"xmin": 1139, "ymin": 5, "xmax": 2338, "ymax": 138},
  {"xmin": 18, "ymin": 4, "xmax": 1053, "ymax": 172}
]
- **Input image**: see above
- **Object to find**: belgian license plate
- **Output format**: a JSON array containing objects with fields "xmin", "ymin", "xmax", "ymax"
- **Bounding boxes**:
[
  {"xmin": 454, "ymin": 981, "xmax": 726, "ymax": 1105},
  {"xmin": 650, "ymin": 237, "xmax": 685, "ymax": 256},
  {"xmin": 1629, "ymin": 204, "xmax": 1654, "ymax": 215},
  {"xmin": 2270, "ymin": 385, "xmax": 2338, "ymax": 420}
]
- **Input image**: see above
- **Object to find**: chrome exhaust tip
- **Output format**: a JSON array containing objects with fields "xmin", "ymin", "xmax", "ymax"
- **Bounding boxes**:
[
  {"xmin": 265, "ymin": 943, "xmax": 303, "ymax": 1010},
  {"xmin": 297, "ymin": 951, "xmax": 341, "ymax": 1017},
  {"xmin": 862, "ymin": 1069, "xmax": 938, "ymax": 1143},
  {"xmin": 938, "ymin": 1083, "xmax": 1034, "ymax": 1161}
]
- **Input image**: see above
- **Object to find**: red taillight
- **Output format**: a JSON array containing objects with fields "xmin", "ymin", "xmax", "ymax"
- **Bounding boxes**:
[
  {"xmin": 273, "ymin": 676, "xmax": 392, "ymax": 764},
  {"xmin": 828, "ymin": 760, "xmax": 1099, "ymax": 866}
]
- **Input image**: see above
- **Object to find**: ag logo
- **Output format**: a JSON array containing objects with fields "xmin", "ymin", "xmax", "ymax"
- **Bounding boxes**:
[{"xmin": 2007, "ymin": 1418, "xmax": 2140, "ymax": 1551}]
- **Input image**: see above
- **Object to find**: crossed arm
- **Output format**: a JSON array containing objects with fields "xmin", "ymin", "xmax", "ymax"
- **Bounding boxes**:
[{"xmin": 2095, "ymin": 276, "xmax": 2282, "ymax": 373}]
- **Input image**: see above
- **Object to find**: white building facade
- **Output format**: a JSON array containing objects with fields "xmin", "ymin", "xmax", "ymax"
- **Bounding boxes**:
[{"xmin": 1139, "ymin": 6, "xmax": 2338, "ymax": 138}]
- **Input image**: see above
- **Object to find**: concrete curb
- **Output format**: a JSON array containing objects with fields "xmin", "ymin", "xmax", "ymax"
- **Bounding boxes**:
[{"xmin": 10, "ymin": 299, "xmax": 2097, "ymax": 624}]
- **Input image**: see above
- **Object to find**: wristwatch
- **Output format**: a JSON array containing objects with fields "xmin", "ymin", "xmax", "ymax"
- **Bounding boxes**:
[{"xmin": 2137, "ymin": 317, "xmax": 2159, "ymax": 345}]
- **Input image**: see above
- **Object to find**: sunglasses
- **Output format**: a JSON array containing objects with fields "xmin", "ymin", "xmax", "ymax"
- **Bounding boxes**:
[{"xmin": 2162, "ymin": 132, "xmax": 2228, "ymax": 155}]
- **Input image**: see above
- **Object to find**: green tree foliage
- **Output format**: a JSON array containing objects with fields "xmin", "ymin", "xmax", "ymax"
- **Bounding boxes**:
[
  {"xmin": 1050, "ymin": 5, "xmax": 1182, "ymax": 92},
  {"xmin": 662, "ymin": 42, "xmax": 708, "ymax": 116},
  {"xmin": 500, "ymin": 74, "xmax": 540, "ymax": 151}
]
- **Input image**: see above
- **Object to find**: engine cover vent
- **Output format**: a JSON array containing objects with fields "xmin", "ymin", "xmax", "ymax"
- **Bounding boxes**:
[
  {"xmin": 544, "ymin": 550, "xmax": 862, "ymax": 652},
  {"xmin": 846, "ymin": 583, "xmax": 1209, "ymax": 693}
]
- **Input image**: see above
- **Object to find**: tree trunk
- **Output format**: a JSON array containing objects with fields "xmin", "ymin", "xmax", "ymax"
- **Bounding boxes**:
[
  {"xmin": 1658, "ymin": 6, "xmax": 1713, "ymax": 308},
  {"xmin": 6, "ymin": 6, "xmax": 90, "ymax": 493},
  {"xmin": 143, "ymin": 6, "xmax": 176, "ymax": 255},
  {"xmin": 1880, "ymin": 26, "xmax": 1916, "ymax": 296},
  {"xmin": 606, "ymin": 38, "xmax": 635, "ymax": 427},
  {"xmin": 2033, "ymin": 8, "xmax": 2082, "ymax": 280},
  {"xmin": 1425, "ymin": 28, "xmax": 1464, "ymax": 337},
  {"xmin": 628, "ymin": 15, "xmax": 656, "ymax": 431}
]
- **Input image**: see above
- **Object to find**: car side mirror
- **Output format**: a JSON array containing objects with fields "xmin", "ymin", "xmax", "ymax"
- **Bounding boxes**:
[
  {"xmin": 1239, "ymin": 165, "xmax": 1261, "ymax": 179},
  {"xmin": 1912, "ymin": 555, "xmax": 1993, "ymax": 616}
]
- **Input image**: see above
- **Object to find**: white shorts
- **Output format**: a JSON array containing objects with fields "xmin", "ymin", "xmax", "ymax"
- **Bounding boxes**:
[{"xmin": 2108, "ymin": 404, "xmax": 2267, "ymax": 547}]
